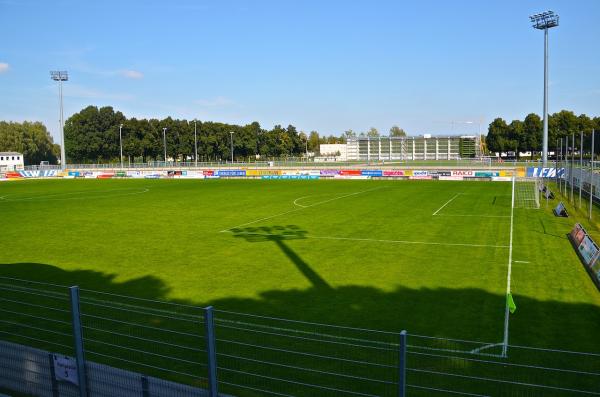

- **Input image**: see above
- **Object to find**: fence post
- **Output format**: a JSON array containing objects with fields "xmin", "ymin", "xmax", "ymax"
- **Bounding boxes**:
[
  {"xmin": 69, "ymin": 286, "xmax": 88, "ymax": 397},
  {"xmin": 204, "ymin": 306, "xmax": 218, "ymax": 397},
  {"xmin": 398, "ymin": 330, "xmax": 407, "ymax": 397}
]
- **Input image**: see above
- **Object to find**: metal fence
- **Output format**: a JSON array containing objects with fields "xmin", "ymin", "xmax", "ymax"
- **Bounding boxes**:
[
  {"xmin": 22, "ymin": 157, "xmax": 531, "ymax": 172},
  {"xmin": 1, "ymin": 276, "xmax": 599, "ymax": 397}
]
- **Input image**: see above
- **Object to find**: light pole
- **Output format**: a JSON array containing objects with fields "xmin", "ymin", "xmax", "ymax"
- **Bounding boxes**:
[
  {"xmin": 194, "ymin": 119, "xmax": 198, "ymax": 167},
  {"xmin": 230, "ymin": 131, "xmax": 234, "ymax": 163},
  {"xmin": 50, "ymin": 71, "xmax": 68, "ymax": 170},
  {"xmin": 163, "ymin": 127, "xmax": 167, "ymax": 164},
  {"xmin": 119, "ymin": 124, "xmax": 124, "ymax": 169},
  {"xmin": 530, "ymin": 10, "xmax": 559, "ymax": 167}
]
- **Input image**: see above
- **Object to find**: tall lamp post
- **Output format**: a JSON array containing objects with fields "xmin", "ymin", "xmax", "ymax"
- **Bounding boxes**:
[
  {"xmin": 230, "ymin": 131, "xmax": 235, "ymax": 163},
  {"xmin": 163, "ymin": 127, "xmax": 168, "ymax": 164},
  {"xmin": 50, "ymin": 71, "xmax": 68, "ymax": 170},
  {"xmin": 193, "ymin": 119, "xmax": 198, "ymax": 167},
  {"xmin": 119, "ymin": 124, "xmax": 124, "ymax": 169},
  {"xmin": 530, "ymin": 10, "xmax": 559, "ymax": 167}
]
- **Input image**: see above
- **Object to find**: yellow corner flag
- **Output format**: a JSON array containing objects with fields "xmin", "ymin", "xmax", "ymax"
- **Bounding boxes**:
[{"xmin": 507, "ymin": 293, "xmax": 517, "ymax": 314}]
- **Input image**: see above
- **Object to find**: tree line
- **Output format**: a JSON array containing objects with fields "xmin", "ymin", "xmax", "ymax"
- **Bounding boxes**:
[
  {"xmin": 63, "ymin": 106, "xmax": 408, "ymax": 163},
  {"xmin": 485, "ymin": 110, "xmax": 600, "ymax": 157},
  {"xmin": 0, "ymin": 121, "xmax": 60, "ymax": 165}
]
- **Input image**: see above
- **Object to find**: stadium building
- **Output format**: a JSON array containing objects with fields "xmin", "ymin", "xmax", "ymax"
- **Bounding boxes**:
[
  {"xmin": 0, "ymin": 152, "xmax": 24, "ymax": 171},
  {"xmin": 345, "ymin": 135, "xmax": 481, "ymax": 161}
]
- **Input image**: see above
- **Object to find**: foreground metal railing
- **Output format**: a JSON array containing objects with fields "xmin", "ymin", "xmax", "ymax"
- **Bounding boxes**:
[{"xmin": 1, "ymin": 276, "xmax": 598, "ymax": 397}]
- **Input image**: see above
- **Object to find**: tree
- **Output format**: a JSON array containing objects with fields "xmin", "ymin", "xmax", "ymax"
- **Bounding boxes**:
[
  {"xmin": 0, "ymin": 121, "xmax": 59, "ymax": 165},
  {"xmin": 485, "ymin": 118, "xmax": 515, "ymax": 154},
  {"xmin": 366, "ymin": 127, "xmax": 379, "ymax": 138},
  {"xmin": 389, "ymin": 125, "xmax": 406, "ymax": 137},
  {"xmin": 308, "ymin": 131, "xmax": 320, "ymax": 153},
  {"xmin": 343, "ymin": 129, "xmax": 356, "ymax": 139},
  {"xmin": 521, "ymin": 113, "xmax": 542, "ymax": 158}
]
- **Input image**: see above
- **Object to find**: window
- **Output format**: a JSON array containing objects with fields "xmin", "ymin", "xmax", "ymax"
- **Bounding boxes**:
[
  {"xmin": 12, "ymin": 156, "xmax": 15, "ymax": 160},
  {"xmin": 0, "ymin": 157, "xmax": 3, "ymax": 161},
  {"xmin": 17, "ymin": 156, "xmax": 20, "ymax": 160}
]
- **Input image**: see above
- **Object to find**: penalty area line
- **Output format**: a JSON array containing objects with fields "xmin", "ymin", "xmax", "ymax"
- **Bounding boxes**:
[
  {"xmin": 432, "ymin": 193, "xmax": 461, "ymax": 216},
  {"xmin": 226, "ymin": 232, "xmax": 509, "ymax": 249}
]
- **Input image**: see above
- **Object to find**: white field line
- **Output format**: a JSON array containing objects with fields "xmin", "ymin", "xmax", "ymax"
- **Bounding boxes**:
[
  {"xmin": 502, "ymin": 177, "xmax": 516, "ymax": 358},
  {"xmin": 512, "ymin": 260, "xmax": 530, "ymax": 264},
  {"xmin": 432, "ymin": 193, "xmax": 461, "ymax": 216},
  {"xmin": 292, "ymin": 196, "xmax": 311, "ymax": 208},
  {"xmin": 229, "ymin": 232, "xmax": 509, "ymax": 249},
  {"xmin": 469, "ymin": 342, "xmax": 504, "ymax": 355},
  {"xmin": 219, "ymin": 186, "xmax": 387, "ymax": 233},
  {"xmin": 434, "ymin": 214, "xmax": 510, "ymax": 218}
]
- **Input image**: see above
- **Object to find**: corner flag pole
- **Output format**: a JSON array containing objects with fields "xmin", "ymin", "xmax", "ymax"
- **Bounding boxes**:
[{"xmin": 502, "ymin": 175, "xmax": 516, "ymax": 358}]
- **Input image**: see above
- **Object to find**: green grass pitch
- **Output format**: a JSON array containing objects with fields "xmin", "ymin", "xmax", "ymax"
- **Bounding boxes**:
[{"xmin": 1, "ymin": 178, "xmax": 599, "ymax": 354}]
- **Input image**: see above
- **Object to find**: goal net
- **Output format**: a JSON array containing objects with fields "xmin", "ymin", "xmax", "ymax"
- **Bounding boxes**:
[{"xmin": 513, "ymin": 177, "xmax": 540, "ymax": 209}]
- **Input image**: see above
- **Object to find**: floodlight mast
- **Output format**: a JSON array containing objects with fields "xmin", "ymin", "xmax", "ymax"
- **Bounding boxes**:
[
  {"xmin": 50, "ymin": 71, "xmax": 68, "ymax": 170},
  {"xmin": 530, "ymin": 10, "xmax": 559, "ymax": 167}
]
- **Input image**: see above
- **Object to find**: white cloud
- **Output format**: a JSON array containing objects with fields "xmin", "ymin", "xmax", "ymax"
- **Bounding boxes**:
[
  {"xmin": 0, "ymin": 63, "xmax": 9, "ymax": 73},
  {"xmin": 121, "ymin": 70, "xmax": 144, "ymax": 79},
  {"xmin": 194, "ymin": 96, "xmax": 235, "ymax": 107}
]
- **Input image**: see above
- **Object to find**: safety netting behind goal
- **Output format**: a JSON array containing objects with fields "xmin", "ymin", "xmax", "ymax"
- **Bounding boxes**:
[{"xmin": 514, "ymin": 177, "xmax": 540, "ymax": 209}]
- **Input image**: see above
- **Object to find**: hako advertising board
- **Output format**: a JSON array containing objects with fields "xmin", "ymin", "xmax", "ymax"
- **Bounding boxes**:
[{"xmin": 451, "ymin": 170, "xmax": 474, "ymax": 177}]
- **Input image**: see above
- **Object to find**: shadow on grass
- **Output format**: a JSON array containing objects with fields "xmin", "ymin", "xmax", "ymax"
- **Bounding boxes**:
[
  {"xmin": 0, "ymin": 262, "xmax": 599, "ymax": 352},
  {"xmin": 230, "ymin": 225, "xmax": 331, "ymax": 290}
]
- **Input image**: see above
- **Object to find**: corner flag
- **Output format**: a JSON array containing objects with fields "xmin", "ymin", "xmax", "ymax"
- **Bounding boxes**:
[{"xmin": 507, "ymin": 293, "xmax": 517, "ymax": 314}]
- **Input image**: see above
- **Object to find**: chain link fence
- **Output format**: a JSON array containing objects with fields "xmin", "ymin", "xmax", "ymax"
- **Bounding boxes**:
[{"xmin": 1, "ymin": 276, "xmax": 599, "ymax": 397}]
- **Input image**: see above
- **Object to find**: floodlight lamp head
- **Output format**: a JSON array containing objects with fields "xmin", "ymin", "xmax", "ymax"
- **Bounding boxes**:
[
  {"xmin": 530, "ymin": 10, "xmax": 559, "ymax": 29},
  {"xmin": 50, "ymin": 71, "xmax": 68, "ymax": 81}
]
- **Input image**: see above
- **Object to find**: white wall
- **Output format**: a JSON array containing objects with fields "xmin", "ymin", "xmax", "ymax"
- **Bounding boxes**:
[
  {"xmin": 319, "ymin": 144, "xmax": 347, "ymax": 160},
  {"xmin": 0, "ymin": 153, "xmax": 24, "ymax": 171}
]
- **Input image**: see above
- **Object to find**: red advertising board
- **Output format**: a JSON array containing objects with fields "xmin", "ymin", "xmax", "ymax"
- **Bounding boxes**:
[
  {"xmin": 340, "ymin": 170, "xmax": 362, "ymax": 176},
  {"xmin": 203, "ymin": 170, "xmax": 214, "ymax": 176}
]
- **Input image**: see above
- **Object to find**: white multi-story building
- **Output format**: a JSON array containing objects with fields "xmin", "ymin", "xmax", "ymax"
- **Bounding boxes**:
[
  {"xmin": 346, "ymin": 135, "xmax": 481, "ymax": 161},
  {"xmin": 0, "ymin": 152, "xmax": 24, "ymax": 171}
]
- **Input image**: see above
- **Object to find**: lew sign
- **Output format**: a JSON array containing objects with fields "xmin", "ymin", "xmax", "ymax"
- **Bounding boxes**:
[{"xmin": 527, "ymin": 167, "xmax": 565, "ymax": 178}]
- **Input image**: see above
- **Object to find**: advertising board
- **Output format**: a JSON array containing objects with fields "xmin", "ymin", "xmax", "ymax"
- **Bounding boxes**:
[
  {"xmin": 361, "ymin": 170, "xmax": 383, "ymax": 177},
  {"xmin": 383, "ymin": 170, "xmax": 406, "ymax": 176},
  {"xmin": 247, "ymin": 169, "xmax": 281, "ymax": 176},
  {"xmin": 411, "ymin": 170, "xmax": 431, "ymax": 179},
  {"xmin": 320, "ymin": 169, "xmax": 340, "ymax": 176},
  {"xmin": 216, "ymin": 170, "xmax": 246, "ymax": 177},
  {"xmin": 474, "ymin": 171, "xmax": 500, "ymax": 178},
  {"xmin": 527, "ymin": 167, "xmax": 565, "ymax": 178},
  {"xmin": 339, "ymin": 170, "xmax": 362, "ymax": 176},
  {"xmin": 439, "ymin": 176, "xmax": 464, "ymax": 181},
  {"xmin": 451, "ymin": 170, "xmax": 474, "ymax": 177},
  {"xmin": 579, "ymin": 235, "xmax": 600, "ymax": 266}
]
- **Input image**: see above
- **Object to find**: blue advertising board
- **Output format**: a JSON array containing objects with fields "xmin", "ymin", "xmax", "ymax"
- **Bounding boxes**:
[
  {"xmin": 527, "ymin": 167, "xmax": 565, "ymax": 178},
  {"xmin": 361, "ymin": 170, "xmax": 383, "ymax": 177},
  {"xmin": 216, "ymin": 170, "xmax": 246, "ymax": 177}
]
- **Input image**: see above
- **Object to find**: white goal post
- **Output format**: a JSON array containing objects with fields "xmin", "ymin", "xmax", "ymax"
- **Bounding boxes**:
[{"xmin": 513, "ymin": 176, "xmax": 540, "ymax": 209}]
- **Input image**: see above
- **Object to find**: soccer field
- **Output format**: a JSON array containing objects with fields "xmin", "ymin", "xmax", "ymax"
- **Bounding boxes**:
[{"xmin": 1, "ymin": 178, "xmax": 599, "ymax": 354}]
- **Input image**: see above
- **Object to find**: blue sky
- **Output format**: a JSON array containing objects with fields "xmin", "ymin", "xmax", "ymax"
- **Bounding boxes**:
[{"xmin": 1, "ymin": 0, "xmax": 599, "ymax": 141}]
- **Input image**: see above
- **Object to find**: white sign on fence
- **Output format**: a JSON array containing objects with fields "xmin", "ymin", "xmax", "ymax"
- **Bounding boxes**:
[{"xmin": 53, "ymin": 354, "xmax": 78, "ymax": 385}]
